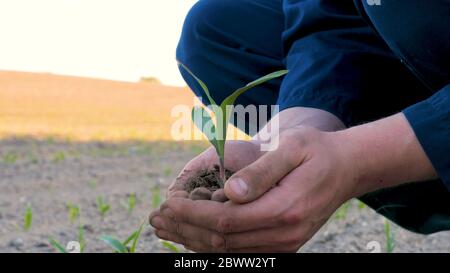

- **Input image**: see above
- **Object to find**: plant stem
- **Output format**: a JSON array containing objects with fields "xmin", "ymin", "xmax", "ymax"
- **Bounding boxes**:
[{"xmin": 219, "ymin": 158, "xmax": 226, "ymax": 188}]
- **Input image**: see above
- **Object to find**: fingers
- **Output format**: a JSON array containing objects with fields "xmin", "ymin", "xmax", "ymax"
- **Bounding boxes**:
[
  {"xmin": 158, "ymin": 191, "xmax": 286, "ymax": 233},
  {"xmin": 154, "ymin": 229, "xmax": 215, "ymax": 252},
  {"xmin": 151, "ymin": 213, "xmax": 226, "ymax": 250},
  {"xmin": 224, "ymin": 224, "xmax": 307, "ymax": 250},
  {"xmin": 167, "ymin": 148, "xmax": 214, "ymax": 197},
  {"xmin": 224, "ymin": 135, "xmax": 305, "ymax": 204},
  {"xmin": 168, "ymin": 191, "xmax": 189, "ymax": 199}
]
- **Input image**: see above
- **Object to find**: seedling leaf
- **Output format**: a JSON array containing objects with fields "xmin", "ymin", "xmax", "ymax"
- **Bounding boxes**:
[
  {"xmin": 129, "ymin": 223, "xmax": 145, "ymax": 253},
  {"xmin": 49, "ymin": 237, "xmax": 67, "ymax": 253},
  {"xmin": 178, "ymin": 62, "xmax": 217, "ymax": 106},
  {"xmin": 99, "ymin": 235, "xmax": 128, "ymax": 253},
  {"xmin": 384, "ymin": 220, "xmax": 395, "ymax": 253},
  {"xmin": 180, "ymin": 62, "xmax": 288, "ymax": 183},
  {"xmin": 161, "ymin": 240, "xmax": 180, "ymax": 253},
  {"xmin": 191, "ymin": 106, "xmax": 219, "ymax": 152},
  {"xmin": 151, "ymin": 186, "xmax": 162, "ymax": 209},
  {"xmin": 221, "ymin": 70, "xmax": 289, "ymax": 111},
  {"xmin": 24, "ymin": 205, "xmax": 32, "ymax": 231}
]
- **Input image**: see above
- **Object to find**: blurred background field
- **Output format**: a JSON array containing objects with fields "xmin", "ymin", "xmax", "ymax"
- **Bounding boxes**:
[{"xmin": 1, "ymin": 0, "xmax": 449, "ymax": 254}]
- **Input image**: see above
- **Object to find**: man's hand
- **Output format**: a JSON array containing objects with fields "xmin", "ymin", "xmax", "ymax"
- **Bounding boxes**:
[
  {"xmin": 150, "ymin": 113, "xmax": 437, "ymax": 252},
  {"xmin": 167, "ymin": 106, "xmax": 344, "ymax": 199},
  {"xmin": 150, "ymin": 126, "xmax": 357, "ymax": 252}
]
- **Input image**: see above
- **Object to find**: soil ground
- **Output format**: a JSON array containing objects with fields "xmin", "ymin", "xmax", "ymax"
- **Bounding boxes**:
[{"xmin": 1, "ymin": 71, "xmax": 449, "ymax": 253}]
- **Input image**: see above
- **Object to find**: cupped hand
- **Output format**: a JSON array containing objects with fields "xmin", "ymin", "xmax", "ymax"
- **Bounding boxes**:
[
  {"xmin": 150, "ymin": 126, "xmax": 359, "ymax": 252},
  {"xmin": 166, "ymin": 140, "xmax": 264, "ymax": 199}
]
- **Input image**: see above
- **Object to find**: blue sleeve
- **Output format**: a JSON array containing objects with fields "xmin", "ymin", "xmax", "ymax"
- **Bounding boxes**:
[
  {"xmin": 278, "ymin": 0, "xmax": 428, "ymax": 126},
  {"xmin": 403, "ymin": 85, "xmax": 450, "ymax": 190}
]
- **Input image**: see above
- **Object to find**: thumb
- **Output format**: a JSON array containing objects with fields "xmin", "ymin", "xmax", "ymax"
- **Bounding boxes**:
[{"xmin": 224, "ymin": 142, "xmax": 302, "ymax": 203}]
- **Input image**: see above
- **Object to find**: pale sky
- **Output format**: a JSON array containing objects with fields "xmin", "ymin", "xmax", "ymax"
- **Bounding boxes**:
[{"xmin": 0, "ymin": 0, "xmax": 198, "ymax": 86}]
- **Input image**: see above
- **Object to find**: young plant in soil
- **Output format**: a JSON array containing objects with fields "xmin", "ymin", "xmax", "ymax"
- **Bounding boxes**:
[
  {"xmin": 49, "ymin": 225, "xmax": 86, "ymax": 253},
  {"xmin": 160, "ymin": 240, "xmax": 180, "ymax": 253},
  {"xmin": 151, "ymin": 186, "xmax": 162, "ymax": 209},
  {"xmin": 96, "ymin": 196, "xmax": 110, "ymax": 219},
  {"xmin": 66, "ymin": 202, "xmax": 80, "ymax": 224},
  {"xmin": 384, "ymin": 219, "xmax": 395, "ymax": 253},
  {"xmin": 23, "ymin": 204, "xmax": 33, "ymax": 231},
  {"xmin": 178, "ymin": 62, "xmax": 287, "ymax": 201},
  {"xmin": 99, "ymin": 222, "xmax": 145, "ymax": 253},
  {"xmin": 121, "ymin": 193, "xmax": 137, "ymax": 215}
]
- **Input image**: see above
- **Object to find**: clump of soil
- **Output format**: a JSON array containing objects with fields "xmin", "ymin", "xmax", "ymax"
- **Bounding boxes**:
[{"xmin": 185, "ymin": 165, "xmax": 233, "ymax": 202}]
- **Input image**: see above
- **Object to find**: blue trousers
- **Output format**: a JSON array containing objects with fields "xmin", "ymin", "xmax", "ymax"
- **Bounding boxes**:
[{"xmin": 176, "ymin": 0, "xmax": 450, "ymax": 234}]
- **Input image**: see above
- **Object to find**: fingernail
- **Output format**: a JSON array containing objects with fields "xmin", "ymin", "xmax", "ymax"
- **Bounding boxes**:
[
  {"xmin": 150, "ymin": 216, "xmax": 165, "ymax": 229},
  {"xmin": 229, "ymin": 178, "xmax": 248, "ymax": 197}
]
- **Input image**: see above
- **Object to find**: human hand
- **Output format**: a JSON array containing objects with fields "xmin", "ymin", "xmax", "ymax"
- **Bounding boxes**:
[{"xmin": 150, "ymin": 126, "xmax": 359, "ymax": 252}]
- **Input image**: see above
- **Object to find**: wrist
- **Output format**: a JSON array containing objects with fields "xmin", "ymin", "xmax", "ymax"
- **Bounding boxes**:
[{"xmin": 331, "ymin": 113, "xmax": 438, "ymax": 198}]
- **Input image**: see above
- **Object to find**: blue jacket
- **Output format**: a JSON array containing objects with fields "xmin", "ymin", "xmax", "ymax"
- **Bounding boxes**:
[
  {"xmin": 177, "ymin": 0, "xmax": 450, "ymax": 234},
  {"xmin": 281, "ymin": 0, "xmax": 449, "ymax": 190}
]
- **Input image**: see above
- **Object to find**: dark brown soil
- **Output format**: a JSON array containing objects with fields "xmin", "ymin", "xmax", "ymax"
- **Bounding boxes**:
[{"xmin": 185, "ymin": 165, "xmax": 233, "ymax": 201}]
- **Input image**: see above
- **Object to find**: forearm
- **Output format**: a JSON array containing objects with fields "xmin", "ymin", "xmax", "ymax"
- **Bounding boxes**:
[
  {"xmin": 253, "ymin": 107, "xmax": 345, "ymax": 141},
  {"xmin": 335, "ymin": 113, "xmax": 438, "ymax": 197}
]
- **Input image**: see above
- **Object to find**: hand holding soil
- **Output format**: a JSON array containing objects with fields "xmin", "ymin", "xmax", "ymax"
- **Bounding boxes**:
[
  {"xmin": 166, "ymin": 140, "xmax": 264, "ymax": 202},
  {"xmin": 150, "ymin": 126, "xmax": 358, "ymax": 252}
]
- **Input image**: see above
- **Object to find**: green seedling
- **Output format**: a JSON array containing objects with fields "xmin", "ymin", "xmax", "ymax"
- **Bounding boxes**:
[
  {"xmin": 161, "ymin": 240, "xmax": 180, "ymax": 253},
  {"xmin": 3, "ymin": 152, "xmax": 19, "ymax": 164},
  {"xmin": 66, "ymin": 203, "xmax": 80, "ymax": 224},
  {"xmin": 96, "ymin": 196, "xmax": 110, "ymax": 219},
  {"xmin": 100, "ymin": 223, "xmax": 145, "ymax": 253},
  {"xmin": 121, "ymin": 193, "xmax": 137, "ymax": 214},
  {"xmin": 179, "ymin": 62, "xmax": 288, "ymax": 184},
  {"xmin": 52, "ymin": 151, "xmax": 66, "ymax": 163},
  {"xmin": 151, "ymin": 186, "xmax": 162, "ymax": 209},
  {"xmin": 49, "ymin": 225, "xmax": 86, "ymax": 253},
  {"xmin": 77, "ymin": 225, "xmax": 87, "ymax": 253},
  {"xmin": 334, "ymin": 201, "xmax": 351, "ymax": 220},
  {"xmin": 49, "ymin": 237, "xmax": 67, "ymax": 253},
  {"xmin": 358, "ymin": 200, "xmax": 366, "ymax": 210},
  {"xmin": 23, "ymin": 204, "xmax": 33, "ymax": 231},
  {"xmin": 384, "ymin": 219, "xmax": 395, "ymax": 253}
]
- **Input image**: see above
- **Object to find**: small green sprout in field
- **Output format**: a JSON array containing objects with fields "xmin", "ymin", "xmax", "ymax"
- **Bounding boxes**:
[
  {"xmin": 66, "ymin": 203, "xmax": 80, "ymax": 224},
  {"xmin": 100, "ymin": 223, "xmax": 145, "ymax": 253},
  {"xmin": 384, "ymin": 219, "xmax": 395, "ymax": 253},
  {"xmin": 23, "ymin": 204, "xmax": 33, "ymax": 231},
  {"xmin": 151, "ymin": 186, "xmax": 162, "ymax": 209},
  {"xmin": 334, "ymin": 201, "xmax": 351, "ymax": 220},
  {"xmin": 358, "ymin": 200, "xmax": 366, "ymax": 210},
  {"xmin": 52, "ymin": 151, "xmax": 66, "ymax": 163},
  {"xmin": 77, "ymin": 225, "xmax": 87, "ymax": 253},
  {"xmin": 49, "ymin": 237, "xmax": 67, "ymax": 253},
  {"xmin": 161, "ymin": 240, "xmax": 180, "ymax": 253},
  {"xmin": 3, "ymin": 151, "xmax": 19, "ymax": 164},
  {"xmin": 96, "ymin": 196, "xmax": 110, "ymax": 219},
  {"xmin": 49, "ymin": 225, "xmax": 86, "ymax": 253},
  {"xmin": 121, "ymin": 193, "xmax": 137, "ymax": 214},
  {"xmin": 179, "ymin": 62, "xmax": 288, "ymax": 184}
]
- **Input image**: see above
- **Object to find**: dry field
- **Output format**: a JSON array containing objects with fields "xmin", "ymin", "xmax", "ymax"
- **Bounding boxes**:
[{"xmin": 0, "ymin": 71, "xmax": 449, "ymax": 253}]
